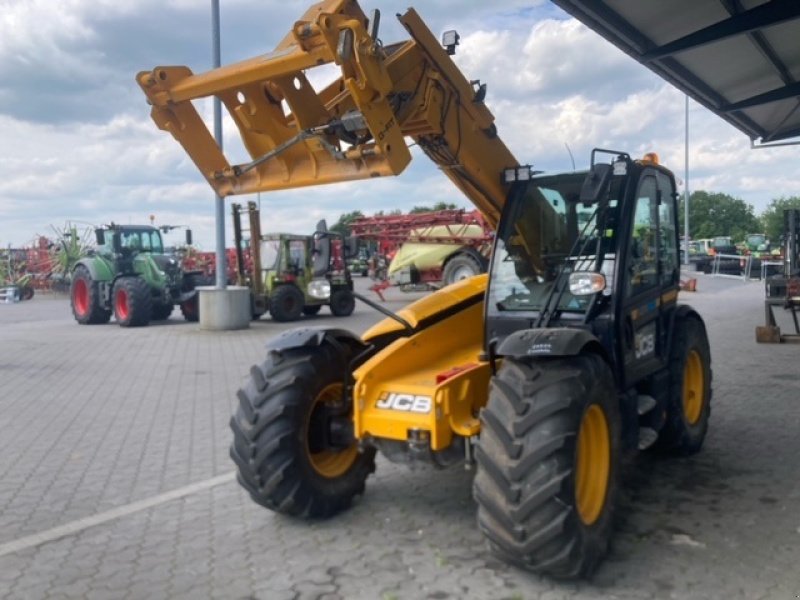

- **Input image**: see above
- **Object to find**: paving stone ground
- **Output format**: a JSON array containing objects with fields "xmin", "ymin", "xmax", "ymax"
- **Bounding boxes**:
[{"xmin": 0, "ymin": 275, "xmax": 799, "ymax": 599}]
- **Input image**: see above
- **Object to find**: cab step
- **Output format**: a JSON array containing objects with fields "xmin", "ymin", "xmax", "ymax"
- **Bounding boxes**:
[
  {"xmin": 638, "ymin": 427, "xmax": 658, "ymax": 450},
  {"xmin": 637, "ymin": 394, "xmax": 657, "ymax": 415}
]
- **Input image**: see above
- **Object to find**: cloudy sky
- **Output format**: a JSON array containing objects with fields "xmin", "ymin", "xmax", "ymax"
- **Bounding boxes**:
[{"xmin": 1, "ymin": 0, "xmax": 797, "ymax": 249}]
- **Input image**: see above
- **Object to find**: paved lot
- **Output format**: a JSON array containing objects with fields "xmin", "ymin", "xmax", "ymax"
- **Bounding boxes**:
[{"xmin": 0, "ymin": 274, "xmax": 799, "ymax": 599}]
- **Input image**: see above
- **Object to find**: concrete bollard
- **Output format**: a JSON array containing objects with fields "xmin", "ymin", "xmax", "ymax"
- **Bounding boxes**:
[{"xmin": 197, "ymin": 286, "xmax": 251, "ymax": 331}]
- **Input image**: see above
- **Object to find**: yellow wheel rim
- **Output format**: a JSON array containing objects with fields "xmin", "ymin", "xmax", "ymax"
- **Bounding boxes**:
[
  {"xmin": 306, "ymin": 383, "xmax": 358, "ymax": 478},
  {"xmin": 575, "ymin": 404, "xmax": 611, "ymax": 526},
  {"xmin": 682, "ymin": 350, "xmax": 704, "ymax": 425}
]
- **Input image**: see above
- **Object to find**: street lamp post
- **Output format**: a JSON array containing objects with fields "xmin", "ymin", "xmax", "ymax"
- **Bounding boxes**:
[{"xmin": 684, "ymin": 94, "xmax": 690, "ymax": 266}]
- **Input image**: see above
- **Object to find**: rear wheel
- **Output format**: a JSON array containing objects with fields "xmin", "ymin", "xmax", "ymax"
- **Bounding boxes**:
[
  {"xmin": 442, "ymin": 253, "xmax": 483, "ymax": 286},
  {"xmin": 113, "ymin": 277, "xmax": 152, "ymax": 327},
  {"xmin": 21, "ymin": 286, "xmax": 34, "ymax": 301},
  {"xmin": 230, "ymin": 341, "xmax": 376, "ymax": 517},
  {"xmin": 70, "ymin": 265, "xmax": 111, "ymax": 324},
  {"xmin": 180, "ymin": 296, "xmax": 199, "ymax": 322},
  {"xmin": 269, "ymin": 285, "xmax": 304, "ymax": 322},
  {"xmin": 329, "ymin": 289, "xmax": 355, "ymax": 317},
  {"xmin": 656, "ymin": 316, "xmax": 712, "ymax": 455},
  {"xmin": 474, "ymin": 353, "xmax": 620, "ymax": 579}
]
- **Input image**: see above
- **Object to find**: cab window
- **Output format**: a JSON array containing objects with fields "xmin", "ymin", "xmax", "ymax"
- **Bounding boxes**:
[
  {"xmin": 626, "ymin": 176, "xmax": 659, "ymax": 297},
  {"xmin": 289, "ymin": 240, "xmax": 306, "ymax": 270},
  {"xmin": 656, "ymin": 172, "xmax": 678, "ymax": 287}
]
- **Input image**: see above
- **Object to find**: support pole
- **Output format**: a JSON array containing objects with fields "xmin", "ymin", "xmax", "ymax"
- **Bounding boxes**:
[
  {"xmin": 684, "ymin": 94, "xmax": 690, "ymax": 266},
  {"xmin": 199, "ymin": 1, "xmax": 248, "ymax": 330},
  {"xmin": 212, "ymin": 0, "xmax": 226, "ymax": 288}
]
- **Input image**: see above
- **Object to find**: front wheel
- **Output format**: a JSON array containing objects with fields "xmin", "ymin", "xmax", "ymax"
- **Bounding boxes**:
[
  {"xmin": 474, "ymin": 353, "xmax": 620, "ymax": 579},
  {"xmin": 113, "ymin": 277, "xmax": 152, "ymax": 327},
  {"xmin": 656, "ymin": 316, "xmax": 712, "ymax": 455},
  {"xmin": 70, "ymin": 265, "xmax": 111, "ymax": 324},
  {"xmin": 269, "ymin": 285, "xmax": 304, "ymax": 322},
  {"xmin": 230, "ymin": 342, "xmax": 376, "ymax": 518},
  {"xmin": 329, "ymin": 289, "xmax": 355, "ymax": 317}
]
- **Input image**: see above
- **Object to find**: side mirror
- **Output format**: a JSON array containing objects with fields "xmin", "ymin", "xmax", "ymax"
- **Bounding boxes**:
[
  {"xmin": 579, "ymin": 163, "xmax": 613, "ymax": 206},
  {"xmin": 95, "ymin": 229, "xmax": 106, "ymax": 246},
  {"xmin": 312, "ymin": 234, "xmax": 332, "ymax": 277},
  {"xmin": 345, "ymin": 237, "xmax": 358, "ymax": 258},
  {"xmin": 185, "ymin": 229, "xmax": 193, "ymax": 246}
]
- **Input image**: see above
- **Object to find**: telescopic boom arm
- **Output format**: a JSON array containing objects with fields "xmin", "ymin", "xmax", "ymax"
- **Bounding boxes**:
[{"xmin": 137, "ymin": 0, "xmax": 519, "ymax": 228}]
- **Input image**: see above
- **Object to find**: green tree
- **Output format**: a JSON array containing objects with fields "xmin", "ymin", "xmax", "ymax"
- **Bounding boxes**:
[
  {"xmin": 409, "ymin": 201, "xmax": 458, "ymax": 214},
  {"xmin": 330, "ymin": 210, "xmax": 364, "ymax": 236},
  {"xmin": 760, "ymin": 196, "xmax": 800, "ymax": 242},
  {"xmin": 678, "ymin": 190, "xmax": 760, "ymax": 241}
]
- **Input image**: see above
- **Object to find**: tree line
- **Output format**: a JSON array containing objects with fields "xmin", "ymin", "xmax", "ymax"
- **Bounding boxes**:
[{"xmin": 679, "ymin": 191, "xmax": 800, "ymax": 242}]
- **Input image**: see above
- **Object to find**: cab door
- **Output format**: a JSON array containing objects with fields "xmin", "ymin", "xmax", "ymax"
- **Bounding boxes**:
[{"xmin": 620, "ymin": 168, "xmax": 678, "ymax": 384}]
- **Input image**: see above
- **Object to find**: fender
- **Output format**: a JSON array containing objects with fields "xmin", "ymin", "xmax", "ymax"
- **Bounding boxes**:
[
  {"xmin": 74, "ymin": 258, "xmax": 114, "ymax": 282},
  {"xmin": 265, "ymin": 326, "xmax": 367, "ymax": 354},
  {"xmin": 666, "ymin": 304, "xmax": 707, "ymax": 357},
  {"xmin": 672, "ymin": 303, "xmax": 704, "ymax": 325},
  {"xmin": 496, "ymin": 327, "xmax": 606, "ymax": 359},
  {"xmin": 178, "ymin": 290, "xmax": 198, "ymax": 303}
]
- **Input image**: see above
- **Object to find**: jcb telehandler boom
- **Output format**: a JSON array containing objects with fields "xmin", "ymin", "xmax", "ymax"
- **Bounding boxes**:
[
  {"xmin": 137, "ymin": 0, "xmax": 513, "ymax": 226},
  {"xmin": 138, "ymin": 0, "xmax": 712, "ymax": 579}
]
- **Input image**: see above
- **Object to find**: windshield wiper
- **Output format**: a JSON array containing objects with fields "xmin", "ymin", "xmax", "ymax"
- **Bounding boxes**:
[{"xmin": 535, "ymin": 204, "xmax": 603, "ymax": 328}]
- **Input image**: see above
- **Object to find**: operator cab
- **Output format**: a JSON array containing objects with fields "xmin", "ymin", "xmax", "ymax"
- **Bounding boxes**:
[
  {"xmin": 117, "ymin": 228, "xmax": 165, "ymax": 254},
  {"xmin": 487, "ymin": 170, "xmax": 622, "ymax": 316},
  {"xmin": 486, "ymin": 150, "xmax": 681, "ymax": 388}
]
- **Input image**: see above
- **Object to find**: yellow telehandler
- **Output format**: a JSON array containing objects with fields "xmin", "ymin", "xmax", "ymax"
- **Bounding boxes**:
[{"xmin": 137, "ymin": 0, "xmax": 712, "ymax": 578}]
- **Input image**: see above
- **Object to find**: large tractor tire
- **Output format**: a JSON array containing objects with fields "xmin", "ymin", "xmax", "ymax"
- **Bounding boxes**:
[
  {"xmin": 329, "ymin": 289, "xmax": 355, "ymax": 317},
  {"xmin": 70, "ymin": 265, "xmax": 111, "ymax": 325},
  {"xmin": 442, "ymin": 252, "xmax": 483, "ymax": 286},
  {"xmin": 302, "ymin": 304, "xmax": 322, "ymax": 316},
  {"xmin": 656, "ymin": 316, "xmax": 712, "ymax": 455},
  {"xmin": 474, "ymin": 353, "xmax": 620, "ymax": 579},
  {"xmin": 230, "ymin": 341, "xmax": 376, "ymax": 518},
  {"xmin": 152, "ymin": 302, "xmax": 174, "ymax": 321},
  {"xmin": 269, "ymin": 285, "xmax": 304, "ymax": 322},
  {"xmin": 113, "ymin": 277, "xmax": 152, "ymax": 327}
]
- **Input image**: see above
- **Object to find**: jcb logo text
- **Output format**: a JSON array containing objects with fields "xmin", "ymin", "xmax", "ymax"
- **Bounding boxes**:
[{"xmin": 375, "ymin": 392, "xmax": 432, "ymax": 414}]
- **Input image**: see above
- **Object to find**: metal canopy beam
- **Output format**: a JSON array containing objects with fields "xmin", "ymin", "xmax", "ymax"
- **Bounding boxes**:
[
  {"xmin": 641, "ymin": 0, "xmax": 800, "ymax": 62},
  {"xmin": 720, "ymin": 0, "xmax": 795, "ymax": 87},
  {"xmin": 551, "ymin": 0, "xmax": 767, "ymax": 140},
  {"xmin": 551, "ymin": 0, "xmax": 800, "ymax": 143},
  {"xmin": 724, "ymin": 81, "xmax": 800, "ymax": 112}
]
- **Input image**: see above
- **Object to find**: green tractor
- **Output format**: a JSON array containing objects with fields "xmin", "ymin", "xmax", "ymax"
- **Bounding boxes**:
[
  {"xmin": 232, "ymin": 202, "xmax": 357, "ymax": 322},
  {"xmin": 70, "ymin": 224, "xmax": 208, "ymax": 327}
]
